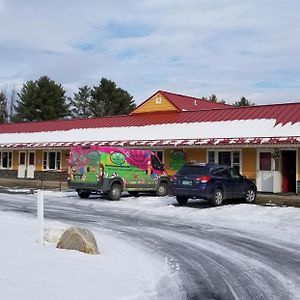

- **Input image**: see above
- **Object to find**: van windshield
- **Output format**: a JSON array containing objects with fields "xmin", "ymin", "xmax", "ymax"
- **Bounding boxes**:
[{"xmin": 176, "ymin": 165, "xmax": 206, "ymax": 176}]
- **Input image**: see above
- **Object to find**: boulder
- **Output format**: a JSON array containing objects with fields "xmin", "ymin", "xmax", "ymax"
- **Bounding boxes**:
[{"xmin": 56, "ymin": 227, "xmax": 100, "ymax": 255}]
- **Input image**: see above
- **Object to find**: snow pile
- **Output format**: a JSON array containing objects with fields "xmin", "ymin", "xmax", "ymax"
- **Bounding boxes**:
[{"xmin": 0, "ymin": 212, "xmax": 176, "ymax": 300}]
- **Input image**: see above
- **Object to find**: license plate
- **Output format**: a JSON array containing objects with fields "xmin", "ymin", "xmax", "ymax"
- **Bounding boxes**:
[{"xmin": 182, "ymin": 180, "xmax": 192, "ymax": 185}]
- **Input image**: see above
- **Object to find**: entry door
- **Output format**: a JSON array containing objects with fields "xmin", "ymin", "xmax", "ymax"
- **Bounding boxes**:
[
  {"xmin": 27, "ymin": 151, "xmax": 36, "ymax": 179},
  {"xmin": 281, "ymin": 151, "xmax": 296, "ymax": 193},
  {"xmin": 17, "ymin": 152, "xmax": 27, "ymax": 178},
  {"xmin": 256, "ymin": 151, "xmax": 273, "ymax": 192}
]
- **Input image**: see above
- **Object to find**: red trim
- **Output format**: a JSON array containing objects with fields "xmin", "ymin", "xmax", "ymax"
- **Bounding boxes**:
[{"xmin": 1, "ymin": 136, "xmax": 299, "ymax": 149}]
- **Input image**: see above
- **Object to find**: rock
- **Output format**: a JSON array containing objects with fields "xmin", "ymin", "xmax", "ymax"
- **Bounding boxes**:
[{"xmin": 56, "ymin": 227, "xmax": 100, "ymax": 255}]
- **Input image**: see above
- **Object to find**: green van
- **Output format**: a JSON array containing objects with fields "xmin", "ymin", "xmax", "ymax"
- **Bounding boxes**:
[{"xmin": 68, "ymin": 146, "xmax": 169, "ymax": 200}]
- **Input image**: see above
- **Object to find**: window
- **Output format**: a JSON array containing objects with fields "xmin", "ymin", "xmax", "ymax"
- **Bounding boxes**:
[
  {"xmin": 0, "ymin": 151, "xmax": 12, "ymax": 169},
  {"xmin": 229, "ymin": 168, "xmax": 241, "ymax": 178},
  {"xmin": 211, "ymin": 167, "xmax": 229, "ymax": 178},
  {"xmin": 43, "ymin": 151, "xmax": 61, "ymax": 170},
  {"xmin": 153, "ymin": 150, "xmax": 164, "ymax": 163},
  {"xmin": 151, "ymin": 155, "xmax": 163, "ymax": 171},
  {"xmin": 155, "ymin": 96, "xmax": 161, "ymax": 104},
  {"xmin": 232, "ymin": 151, "xmax": 240, "ymax": 173},
  {"xmin": 19, "ymin": 152, "xmax": 26, "ymax": 165},
  {"xmin": 207, "ymin": 150, "xmax": 241, "ymax": 172},
  {"xmin": 208, "ymin": 151, "xmax": 215, "ymax": 163},
  {"xmin": 259, "ymin": 152, "xmax": 271, "ymax": 171},
  {"xmin": 29, "ymin": 152, "xmax": 35, "ymax": 165},
  {"xmin": 218, "ymin": 151, "xmax": 231, "ymax": 166}
]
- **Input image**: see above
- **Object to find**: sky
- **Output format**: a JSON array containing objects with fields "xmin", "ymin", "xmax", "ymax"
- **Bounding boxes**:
[{"xmin": 0, "ymin": 0, "xmax": 300, "ymax": 105}]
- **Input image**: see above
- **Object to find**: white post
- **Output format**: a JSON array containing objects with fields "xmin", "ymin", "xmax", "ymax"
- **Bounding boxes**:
[{"xmin": 37, "ymin": 189, "xmax": 44, "ymax": 245}]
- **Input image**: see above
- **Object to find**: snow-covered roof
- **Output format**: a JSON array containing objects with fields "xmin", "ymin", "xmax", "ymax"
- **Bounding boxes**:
[
  {"xmin": 0, "ymin": 101, "xmax": 300, "ymax": 148},
  {"xmin": 0, "ymin": 119, "xmax": 299, "ymax": 148}
]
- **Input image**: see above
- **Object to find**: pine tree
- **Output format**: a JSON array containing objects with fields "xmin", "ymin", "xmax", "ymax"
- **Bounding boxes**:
[
  {"xmin": 90, "ymin": 78, "xmax": 136, "ymax": 117},
  {"xmin": 0, "ymin": 90, "xmax": 8, "ymax": 123},
  {"xmin": 70, "ymin": 86, "xmax": 92, "ymax": 119},
  {"xmin": 14, "ymin": 76, "xmax": 70, "ymax": 122},
  {"xmin": 208, "ymin": 94, "xmax": 226, "ymax": 104},
  {"xmin": 233, "ymin": 96, "xmax": 255, "ymax": 107}
]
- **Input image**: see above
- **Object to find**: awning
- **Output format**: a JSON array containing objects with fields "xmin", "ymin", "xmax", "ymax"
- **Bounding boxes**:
[{"xmin": 1, "ymin": 136, "xmax": 299, "ymax": 149}]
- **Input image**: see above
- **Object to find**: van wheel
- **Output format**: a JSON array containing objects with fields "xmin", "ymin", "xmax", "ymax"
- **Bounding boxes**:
[
  {"xmin": 108, "ymin": 183, "xmax": 122, "ymax": 201},
  {"xmin": 211, "ymin": 188, "xmax": 223, "ymax": 206},
  {"xmin": 77, "ymin": 190, "xmax": 91, "ymax": 199},
  {"xmin": 245, "ymin": 187, "xmax": 256, "ymax": 203},
  {"xmin": 176, "ymin": 196, "xmax": 188, "ymax": 206},
  {"xmin": 156, "ymin": 182, "xmax": 169, "ymax": 197}
]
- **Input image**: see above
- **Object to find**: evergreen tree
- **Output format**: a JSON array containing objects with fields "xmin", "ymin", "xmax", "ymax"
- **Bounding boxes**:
[
  {"xmin": 0, "ymin": 90, "xmax": 8, "ymax": 123},
  {"xmin": 14, "ymin": 76, "xmax": 69, "ymax": 122},
  {"xmin": 90, "ymin": 78, "xmax": 136, "ymax": 117},
  {"xmin": 208, "ymin": 94, "xmax": 226, "ymax": 104},
  {"xmin": 8, "ymin": 85, "xmax": 16, "ymax": 122},
  {"xmin": 70, "ymin": 86, "xmax": 92, "ymax": 119},
  {"xmin": 233, "ymin": 96, "xmax": 255, "ymax": 107}
]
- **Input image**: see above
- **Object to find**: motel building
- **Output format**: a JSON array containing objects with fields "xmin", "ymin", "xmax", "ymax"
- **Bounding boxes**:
[{"xmin": 0, "ymin": 90, "xmax": 299, "ymax": 194}]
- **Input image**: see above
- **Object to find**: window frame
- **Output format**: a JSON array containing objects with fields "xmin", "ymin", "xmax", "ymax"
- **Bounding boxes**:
[
  {"xmin": 206, "ymin": 149, "xmax": 242, "ymax": 172},
  {"xmin": 42, "ymin": 150, "xmax": 61, "ymax": 171},
  {"xmin": 0, "ymin": 151, "xmax": 13, "ymax": 169},
  {"xmin": 153, "ymin": 150, "xmax": 164, "ymax": 164}
]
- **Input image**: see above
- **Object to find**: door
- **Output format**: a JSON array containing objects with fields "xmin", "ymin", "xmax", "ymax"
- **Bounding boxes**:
[
  {"xmin": 281, "ymin": 151, "xmax": 296, "ymax": 193},
  {"xmin": 27, "ymin": 151, "xmax": 36, "ymax": 179},
  {"xmin": 17, "ymin": 152, "xmax": 26, "ymax": 178},
  {"xmin": 256, "ymin": 151, "xmax": 273, "ymax": 192}
]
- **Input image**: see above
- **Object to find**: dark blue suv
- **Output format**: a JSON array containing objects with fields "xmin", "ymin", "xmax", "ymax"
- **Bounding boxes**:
[{"xmin": 170, "ymin": 163, "xmax": 257, "ymax": 206}]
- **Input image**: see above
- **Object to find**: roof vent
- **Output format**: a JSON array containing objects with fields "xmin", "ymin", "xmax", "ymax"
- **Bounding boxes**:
[{"xmin": 194, "ymin": 100, "xmax": 197, "ymax": 106}]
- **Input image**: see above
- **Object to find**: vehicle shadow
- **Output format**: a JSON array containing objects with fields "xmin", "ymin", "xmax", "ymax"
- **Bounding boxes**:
[{"xmin": 173, "ymin": 198, "xmax": 241, "ymax": 209}]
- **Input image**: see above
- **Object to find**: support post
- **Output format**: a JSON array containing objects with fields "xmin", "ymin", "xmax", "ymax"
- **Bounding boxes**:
[{"xmin": 37, "ymin": 189, "xmax": 44, "ymax": 245}]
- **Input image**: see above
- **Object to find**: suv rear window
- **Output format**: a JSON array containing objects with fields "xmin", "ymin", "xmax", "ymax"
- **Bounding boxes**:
[{"xmin": 177, "ymin": 165, "xmax": 207, "ymax": 175}]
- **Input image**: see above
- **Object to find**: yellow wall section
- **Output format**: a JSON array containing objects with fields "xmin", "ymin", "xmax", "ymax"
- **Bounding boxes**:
[
  {"xmin": 132, "ymin": 93, "xmax": 178, "ymax": 114},
  {"xmin": 164, "ymin": 148, "xmax": 206, "ymax": 175},
  {"xmin": 12, "ymin": 150, "xmax": 19, "ymax": 170},
  {"xmin": 242, "ymin": 148, "xmax": 256, "ymax": 180},
  {"xmin": 61, "ymin": 150, "xmax": 69, "ymax": 170},
  {"xmin": 35, "ymin": 150, "xmax": 43, "ymax": 171}
]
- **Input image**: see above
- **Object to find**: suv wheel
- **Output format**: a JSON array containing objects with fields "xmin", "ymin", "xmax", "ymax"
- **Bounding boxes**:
[
  {"xmin": 156, "ymin": 182, "xmax": 169, "ymax": 197},
  {"xmin": 108, "ymin": 183, "xmax": 122, "ymax": 201},
  {"xmin": 211, "ymin": 188, "xmax": 223, "ymax": 206},
  {"xmin": 77, "ymin": 190, "xmax": 91, "ymax": 199},
  {"xmin": 176, "ymin": 196, "xmax": 188, "ymax": 206},
  {"xmin": 245, "ymin": 187, "xmax": 256, "ymax": 203}
]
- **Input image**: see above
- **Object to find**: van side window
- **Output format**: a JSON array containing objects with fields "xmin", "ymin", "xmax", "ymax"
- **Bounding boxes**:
[{"xmin": 151, "ymin": 155, "xmax": 163, "ymax": 171}]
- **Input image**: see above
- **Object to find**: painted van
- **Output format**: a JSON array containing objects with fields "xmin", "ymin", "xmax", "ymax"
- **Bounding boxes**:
[{"xmin": 68, "ymin": 145, "xmax": 169, "ymax": 200}]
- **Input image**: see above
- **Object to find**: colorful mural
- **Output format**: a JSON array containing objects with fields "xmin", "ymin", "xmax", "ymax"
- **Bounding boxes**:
[{"xmin": 69, "ymin": 146, "xmax": 164, "ymax": 188}]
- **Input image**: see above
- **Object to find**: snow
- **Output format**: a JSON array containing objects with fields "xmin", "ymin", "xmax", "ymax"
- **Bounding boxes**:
[
  {"xmin": 0, "ymin": 210, "xmax": 175, "ymax": 300},
  {"xmin": 0, "ymin": 119, "xmax": 299, "ymax": 144},
  {"xmin": 1, "ymin": 190, "xmax": 300, "ymax": 299}
]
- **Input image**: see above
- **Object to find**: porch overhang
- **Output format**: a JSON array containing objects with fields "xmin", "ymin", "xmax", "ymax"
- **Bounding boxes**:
[{"xmin": 1, "ymin": 136, "xmax": 299, "ymax": 149}]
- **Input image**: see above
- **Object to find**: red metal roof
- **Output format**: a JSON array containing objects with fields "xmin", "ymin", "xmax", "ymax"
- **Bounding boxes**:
[
  {"xmin": 159, "ymin": 91, "xmax": 231, "ymax": 111},
  {"xmin": 0, "ymin": 102, "xmax": 299, "ymax": 134},
  {"xmin": 130, "ymin": 90, "xmax": 231, "ymax": 115}
]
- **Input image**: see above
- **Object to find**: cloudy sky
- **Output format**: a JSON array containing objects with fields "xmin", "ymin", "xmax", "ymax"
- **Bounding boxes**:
[{"xmin": 0, "ymin": 0, "xmax": 300, "ymax": 105}]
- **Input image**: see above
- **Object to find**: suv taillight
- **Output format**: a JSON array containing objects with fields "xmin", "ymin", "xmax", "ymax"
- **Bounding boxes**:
[{"xmin": 196, "ymin": 176, "xmax": 211, "ymax": 183}]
